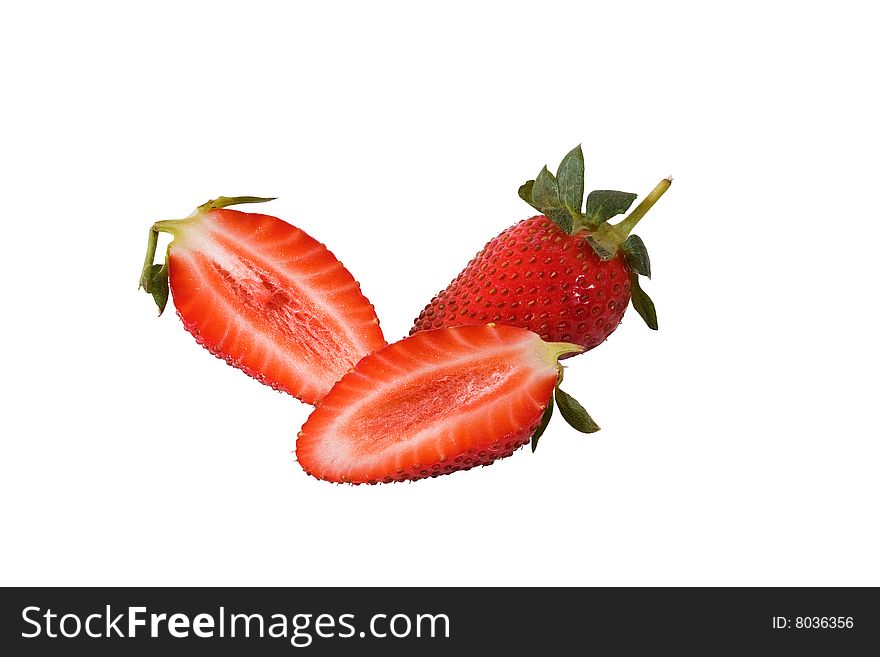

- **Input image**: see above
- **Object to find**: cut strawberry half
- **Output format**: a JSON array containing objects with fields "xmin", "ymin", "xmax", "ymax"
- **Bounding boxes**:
[
  {"xmin": 139, "ymin": 196, "xmax": 386, "ymax": 403},
  {"xmin": 296, "ymin": 324, "xmax": 597, "ymax": 484}
]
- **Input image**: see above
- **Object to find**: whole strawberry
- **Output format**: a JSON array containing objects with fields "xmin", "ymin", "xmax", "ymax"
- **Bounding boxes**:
[{"xmin": 412, "ymin": 146, "xmax": 670, "ymax": 353}]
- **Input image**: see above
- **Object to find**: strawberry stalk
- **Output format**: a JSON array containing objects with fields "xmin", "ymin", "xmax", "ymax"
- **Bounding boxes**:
[
  {"xmin": 139, "ymin": 224, "xmax": 159, "ymax": 289},
  {"xmin": 611, "ymin": 177, "xmax": 673, "ymax": 237},
  {"xmin": 587, "ymin": 177, "xmax": 672, "ymax": 260}
]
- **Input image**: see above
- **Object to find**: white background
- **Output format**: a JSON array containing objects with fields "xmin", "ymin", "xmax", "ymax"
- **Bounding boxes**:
[{"xmin": 1, "ymin": 1, "xmax": 878, "ymax": 586}]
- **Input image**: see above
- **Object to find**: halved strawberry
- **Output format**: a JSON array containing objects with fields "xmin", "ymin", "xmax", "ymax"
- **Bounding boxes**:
[
  {"xmin": 139, "ymin": 197, "xmax": 386, "ymax": 403},
  {"xmin": 296, "ymin": 324, "xmax": 596, "ymax": 484}
]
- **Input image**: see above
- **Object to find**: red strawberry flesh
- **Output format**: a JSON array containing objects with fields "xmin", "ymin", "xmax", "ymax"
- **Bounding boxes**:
[
  {"xmin": 296, "ymin": 324, "xmax": 581, "ymax": 484},
  {"xmin": 143, "ymin": 199, "xmax": 385, "ymax": 403}
]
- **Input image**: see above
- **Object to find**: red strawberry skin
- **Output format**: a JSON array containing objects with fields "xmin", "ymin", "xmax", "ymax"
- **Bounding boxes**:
[
  {"xmin": 296, "ymin": 325, "xmax": 580, "ymax": 484},
  {"xmin": 412, "ymin": 216, "xmax": 632, "ymax": 352},
  {"xmin": 143, "ymin": 199, "xmax": 386, "ymax": 404}
]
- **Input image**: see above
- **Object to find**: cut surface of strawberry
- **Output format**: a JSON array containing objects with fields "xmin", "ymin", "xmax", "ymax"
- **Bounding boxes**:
[
  {"xmin": 139, "ymin": 197, "xmax": 385, "ymax": 403},
  {"xmin": 296, "ymin": 324, "xmax": 590, "ymax": 484}
]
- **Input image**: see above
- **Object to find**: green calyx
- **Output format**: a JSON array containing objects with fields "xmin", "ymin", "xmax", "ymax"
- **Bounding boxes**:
[
  {"xmin": 138, "ymin": 227, "xmax": 171, "ymax": 315},
  {"xmin": 138, "ymin": 195, "xmax": 276, "ymax": 315},
  {"xmin": 531, "ymin": 361, "xmax": 600, "ymax": 452},
  {"xmin": 518, "ymin": 145, "xmax": 671, "ymax": 331}
]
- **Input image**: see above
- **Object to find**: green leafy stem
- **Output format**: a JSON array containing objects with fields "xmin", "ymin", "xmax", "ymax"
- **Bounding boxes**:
[{"xmin": 518, "ymin": 145, "xmax": 671, "ymax": 331}]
